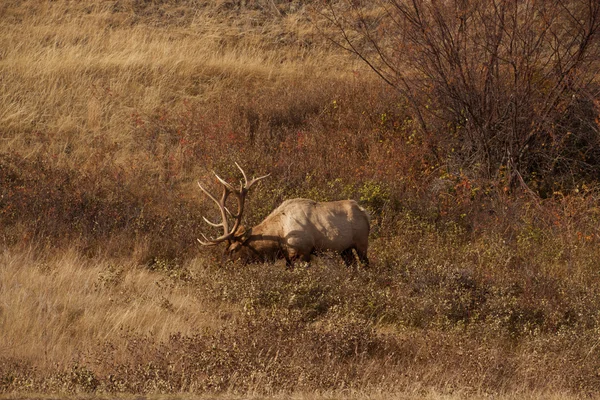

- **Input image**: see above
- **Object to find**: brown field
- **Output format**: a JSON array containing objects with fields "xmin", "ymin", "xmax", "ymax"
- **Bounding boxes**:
[{"xmin": 2, "ymin": 1, "xmax": 600, "ymax": 399}]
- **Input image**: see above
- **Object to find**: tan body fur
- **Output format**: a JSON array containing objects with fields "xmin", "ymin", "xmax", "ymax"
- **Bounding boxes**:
[{"xmin": 228, "ymin": 198, "xmax": 370, "ymax": 267}]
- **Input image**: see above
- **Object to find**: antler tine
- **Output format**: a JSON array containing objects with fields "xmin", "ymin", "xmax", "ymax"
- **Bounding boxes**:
[
  {"xmin": 202, "ymin": 216, "xmax": 222, "ymax": 227},
  {"xmin": 197, "ymin": 235, "xmax": 219, "ymax": 247},
  {"xmin": 234, "ymin": 162, "xmax": 271, "ymax": 191},
  {"xmin": 246, "ymin": 173, "xmax": 271, "ymax": 190},
  {"xmin": 234, "ymin": 162, "xmax": 248, "ymax": 185},
  {"xmin": 197, "ymin": 181, "xmax": 232, "ymax": 245},
  {"xmin": 213, "ymin": 172, "xmax": 236, "ymax": 192},
  {"xmin": 197, "ymin": 181, "xmax": 222, "ymax": 204}
]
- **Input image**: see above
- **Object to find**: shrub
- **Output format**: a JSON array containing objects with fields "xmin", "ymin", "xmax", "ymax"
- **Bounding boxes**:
[{"xmin": 319, "ymin": 0, "xmax": 600, "ymax": 191}]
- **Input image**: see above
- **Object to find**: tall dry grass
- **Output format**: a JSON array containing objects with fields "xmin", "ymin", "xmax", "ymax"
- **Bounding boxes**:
[
  {"xmin": 2, "ymin": 1, "xmax": 600, "ymax": 399},
  {"xmin": 0, "ymin": 246, "xmax": 222, "ymax": 369},
  {"xmin": 1, "ymin": 0, "xmax": 347, "ymax": 180}
]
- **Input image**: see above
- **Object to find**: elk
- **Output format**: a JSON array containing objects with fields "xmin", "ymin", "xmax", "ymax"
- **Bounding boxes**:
[{"xmin": 197, "ymin": 163, "xmax": 370, "ymax": 268}]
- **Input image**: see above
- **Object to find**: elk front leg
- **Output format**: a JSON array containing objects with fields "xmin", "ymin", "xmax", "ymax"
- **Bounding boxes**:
[{"xmin": 285, "ymin": 247, "xmax": 311, "ymax": 268}]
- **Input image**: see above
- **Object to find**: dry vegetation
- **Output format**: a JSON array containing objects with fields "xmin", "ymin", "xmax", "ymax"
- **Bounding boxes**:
[{"xmin": 2, "ymin": 1, "xmax": 600, "ymax": 399}]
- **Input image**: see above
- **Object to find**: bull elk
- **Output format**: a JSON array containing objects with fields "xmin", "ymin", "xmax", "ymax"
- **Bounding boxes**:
[{"xmin": 197, "ymin": 163, "xmax": 370, "ymax": 268}]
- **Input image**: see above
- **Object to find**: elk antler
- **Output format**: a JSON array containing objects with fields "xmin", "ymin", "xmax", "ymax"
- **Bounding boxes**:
[{"xmin": 197, "ymin": 163, "xmax": 270, "ymax": 246}]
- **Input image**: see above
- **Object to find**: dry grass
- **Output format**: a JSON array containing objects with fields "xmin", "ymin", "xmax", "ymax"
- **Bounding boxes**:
[
  {"xmin": 2, "ymin": 1, "xmax": 600, "ymax": 399},
  {"xmin": 4, "ymin": 234, "xmax": 600, "ymax": 398},
  {"xmin": 0, "ymin": 246, "xmax": 223, "ymax": 369},
  {"xmin": 0, "ymin": 0, "xmax": 347, "ymax": 163}
]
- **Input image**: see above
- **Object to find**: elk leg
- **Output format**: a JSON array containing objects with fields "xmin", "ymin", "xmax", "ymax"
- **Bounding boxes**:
[
  {"xmin": 354, "ymin": 239, "xmax": 369, "ymax": 269},
  {"xmin": 356, "ymin": 248, "xmax": 369, "ymax": 269},
  {"xmin": 286, "ymin": 248, "xmax": 311, "ymax": 268},
  {"xmin": 340, "ymin": 248, "xmax": 356, "ymax": 267},
  {"xmin": 297, "ymin": 252, "xmax": 312, "ymax": 266},
  {"xmin": 285, "ymin": 258, "xmax": 294, "ymax": 269}
]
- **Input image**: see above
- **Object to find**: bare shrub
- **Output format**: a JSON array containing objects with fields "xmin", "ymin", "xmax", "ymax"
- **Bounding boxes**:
[{"xmin": 319, "ymin": 0, "xmax": 600, "ymax": 192}]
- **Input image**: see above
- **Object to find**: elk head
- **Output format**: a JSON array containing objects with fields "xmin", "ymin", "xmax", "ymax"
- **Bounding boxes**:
[{"xmin": 197, "ymin": 162, "xmax": 270, "ymax": 260}]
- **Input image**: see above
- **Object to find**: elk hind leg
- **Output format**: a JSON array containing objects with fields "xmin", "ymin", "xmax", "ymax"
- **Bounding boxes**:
[
  {"xmin": 340, "ymin": 248, "xmax": 357, "ymax": 267},
  {"xmin": 354, "ymin": 238, "xmax": 369, "ymax": 268},
  {"xmin": 356, "ymin": 248, "xmax": 369, "ymax": 268}
]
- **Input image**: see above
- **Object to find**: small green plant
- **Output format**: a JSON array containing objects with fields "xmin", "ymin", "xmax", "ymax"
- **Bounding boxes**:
[{"xmin": 359, "ymin": 180, "xmax": 390, "ymax": 215}]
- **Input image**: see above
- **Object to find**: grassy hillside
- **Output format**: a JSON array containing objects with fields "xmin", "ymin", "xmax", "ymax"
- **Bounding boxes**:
[{"xmin": 2, "ymin": 1, "xmax": 600, "ymax": 398}]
